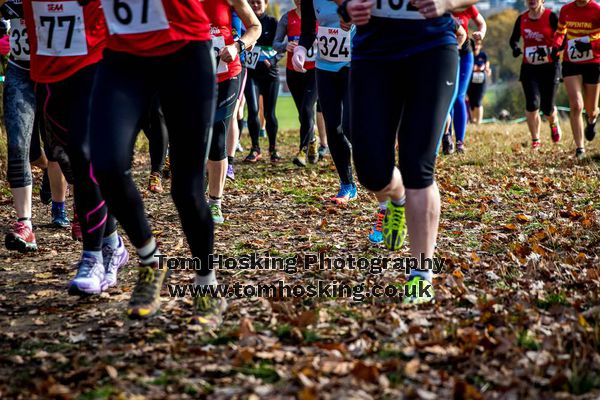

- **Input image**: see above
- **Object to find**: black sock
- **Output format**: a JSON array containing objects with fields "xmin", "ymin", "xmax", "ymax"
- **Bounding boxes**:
[{"xmin": 227, "ymin": 156, "xmax": 234, "ymax": 165}]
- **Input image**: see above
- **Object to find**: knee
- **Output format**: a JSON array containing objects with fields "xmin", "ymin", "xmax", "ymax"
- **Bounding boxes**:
[{"xmin": 570, "ymin": 99, "xmax": 584, "ymax": 114}]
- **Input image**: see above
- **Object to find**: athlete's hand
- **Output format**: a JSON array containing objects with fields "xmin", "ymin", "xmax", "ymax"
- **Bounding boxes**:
[
  {"xmin": 411, "ymin": 0, "xmax": 458, "ymax": 18},
  {"xmin": 219, "ymin": 45, "xmax": 238, "ymax": 63},
  {"xmin": 550, "ymin": 47, "xmax": 560, "ymax": 60},
  {"xmin": 264, "ymin": 59, "xmax": 272, "ymax": 67},
  {"xmin": 0, "ymin": 35, "xmax": 9, "ymax": 56},
  {"xmin": 347, "ymin": 0, "xmax": 374, "ymax": 26},
  {"xmin": 340, "ymin": 21, "xmax": 352, "ymax": 31},
  {"xmin": 512, "ymin": 47, "xmax": 522, "ymax": 58},
  {"xmin": 292, "ymin": 45, "xmax": 307, "ymax": 73},
  {"xmin": 286, "ymin": 40, "xmax": 298, "ymax": 53},
  {"xmin": 472, "ymin": 30, "xmax": 485, "ymax": 41}
]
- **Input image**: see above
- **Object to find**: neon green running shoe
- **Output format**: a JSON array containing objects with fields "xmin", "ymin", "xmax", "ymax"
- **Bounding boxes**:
[
  {"xmin": 402, "ymin": 276, "xmax": 435, "ymax": 304},
  {"xmin": 382, "ymin": 200, "xmax": 407, "ymax": 251},
  {"xmin": 209, "ymin": 203, "xmax": 224, "ymax": 224},
  {"xmin": 127, "ymin": 263, "xmax": 168, "ymax": 319},
  {"xmin": 188, "ymin": 295, "xmax": 228, "ymax": 331}
]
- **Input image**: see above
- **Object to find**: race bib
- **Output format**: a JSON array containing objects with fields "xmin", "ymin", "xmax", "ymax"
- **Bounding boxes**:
[
  {"xmin": 568, "ymin": 36, "xmax": 593, "ymax": 63},
  {"xmin": 9, "ymin": 18, "xmax": 30, "ymax": 61},
  {"xmin": 317, "ymin": 26, "xmax": 350, "ymax": 62},
  {"xmin": 525, "ymin": 45, "xmax": 548, "ymax": 65},
  {"xmin": 244, "ymin": 46, "xmax": 261, "ymax": 69},
  {"xmin": 101, "ymin": 0, "xmax": 169, "ymax": 35},
  {"xmin": 211, "ymin": 32, "xmax": 229, "ymax": 74},
  {"xmin": 471, "ymin": 71, "xmax": 485, "ymax": 84},
  {"xmin": 371, "ymin": 0, "xmax": 425, "ymax": 20},
  {"xmin": 32, "ymin": 1, "xmax": 88, "ymax": 56}
]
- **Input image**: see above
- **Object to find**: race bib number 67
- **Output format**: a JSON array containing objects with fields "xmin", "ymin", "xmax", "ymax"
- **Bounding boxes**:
[
  {"xmin": 101, "ymin": 0, "xmax": 169, "ymax": 35},
  {"xmin": 32, "ymin": 1, "xmax": 88, "ymax": 56},
  {"xmin": 371, "ymin": 0, "xmax": 425, "ymax": 20}
]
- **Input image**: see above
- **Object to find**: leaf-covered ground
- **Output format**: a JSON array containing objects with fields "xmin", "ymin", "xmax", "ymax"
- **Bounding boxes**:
[{"xmin": 0, "ymin": 123, "xmax": 599, "ymax": 399}]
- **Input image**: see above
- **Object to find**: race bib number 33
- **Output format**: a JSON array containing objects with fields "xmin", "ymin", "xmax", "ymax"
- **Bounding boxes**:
[
  {"xmin": 32, "ymin": 1, "xmax": 88, "ymax": 56},
  {"xmin": 371, "ymin": 0, "xmax": 425, "ymax": 20},
  {"xmin": 101, "ymin": 0, "xmax": 169, "ymax": 35},
  {"xmin": 10, "ymin": 18, "xmax": 30, "ymax": 61}
]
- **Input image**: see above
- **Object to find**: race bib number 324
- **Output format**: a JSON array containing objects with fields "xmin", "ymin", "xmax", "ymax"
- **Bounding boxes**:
[
  {"xmin": 101, "ymin": 0, "xmax": 169, "ymax": 35},
  {"xmin": 32, "ymin": 1, "xmax": 88, "ymax": 56},
  {"xmin": 317, "ymin": 26, "xmax": 350, "ymax": 62}
]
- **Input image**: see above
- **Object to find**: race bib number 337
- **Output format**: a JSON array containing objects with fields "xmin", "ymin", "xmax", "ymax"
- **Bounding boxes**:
[
  {"xmin": 101, "ymin": 0, "xmax": 169, "ymax": 35},
  {"xmin": 32, "ymin": 1, "xmax": 88, "ymax": 56},
  {"xmin": 371, "ymin": 0, "xmax": 425, "ymax": 20}
]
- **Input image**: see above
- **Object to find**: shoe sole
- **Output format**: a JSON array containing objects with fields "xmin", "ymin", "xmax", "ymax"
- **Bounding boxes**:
[
  {"xmin": 293, "ymin": 158, "xmax": 306, "ymax": 167},
  {"xmin": 244, "ymin": 156, "xmax": 262, "ymax": 163},
  {"xmin": 226, "ymin": 175, "xmax": 235, "ymax": 181},
  {"xmin": 213, "ymin": 217, "xmax": 225, "ymax": 224},
  {"xmin": 52, "ymin": 222, "xmax": 71, "ymax": 229},
  {"xmin": 5, "ymin": 236, "xmax": 38, "ymax": 253},
  {"xmin": 68, "ymin": 283, "xmax": 101, "ymax": 296}
]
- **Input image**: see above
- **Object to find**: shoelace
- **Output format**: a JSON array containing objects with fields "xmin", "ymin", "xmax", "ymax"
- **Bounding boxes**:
[
  {"xmin": 337, "ymin": 185, "xmax": 353, "ymax": 198},
  {"xmin": 130, "ymin": 266, "xmax": 158, "ymax": 305},
  {"xmin": 76, "ymin": 258, "xmax": 99, "ymax": 278},
  {"xmin": 374, "ymin": 212, "xmax": 385, "ymax": 232},
  {"xmin": 13, "ymin": 222, "xmax": 31, "ymax": 237},
  {"xmin": 388, "ymin": 205, "xmax": 405, "ymax": 230}
]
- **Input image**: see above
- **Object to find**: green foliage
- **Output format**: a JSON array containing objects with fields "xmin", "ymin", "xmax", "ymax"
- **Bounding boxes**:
[{"xmin": 484, "ymin": 9, "xmax": 521, "ymax": 82}]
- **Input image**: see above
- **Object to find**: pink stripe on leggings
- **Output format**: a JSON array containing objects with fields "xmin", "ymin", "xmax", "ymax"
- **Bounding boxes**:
[
  {"xmin": 87, "ymin": 214, "xmax": 107, "ymax": 234},
  {"xmin": 86, "ymin": 200, "xmax": 105, "ymax": 222}
]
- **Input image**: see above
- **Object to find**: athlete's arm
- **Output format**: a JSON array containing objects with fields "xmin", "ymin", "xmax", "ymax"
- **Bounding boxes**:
[
  {"xmin": 412, "ymin": 0, "xmax": 478, "ymax": 19},
  {"xmin": 222, "ymin": 0, "xmax": 261, "ymax": 63},
  {"xmin": 485, "ymin": 61, "xmax": 491, "ymax": 77},
  {"xmin": 551, "ymin": 7, "xmax": 567, "ymax": 52},
  {"xmin": 456, "ymin": 24, "xmax": 467, "ymax": 48},
  {"xmin": 299, "ymin": 0, "xmax": 317, "ymax": 50},
  {"xmin": 274, "ymin": 13, "xmax": 291, "ymax": 54},
  {"xmin": 509, "ymin": 15, "xmax": 522, "ymax": 57},
  {"xmin": 471, "ymin": 13, "xmax": 486, "ymax": 41}
]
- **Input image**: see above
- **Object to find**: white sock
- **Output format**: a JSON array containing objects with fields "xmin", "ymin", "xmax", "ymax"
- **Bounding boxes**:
[
  {"xmin": 195, "ymin": 271, "xmax": 218, "ymax": 287},
  {"xmin": 410, "ymin": 269, "xmax": 433, "ymax": 282},
  {"xmin": 137, "ymin": 237, "xmax": 159, "ymax": 265},
  {"xmin": 378, "ymin": 201, "xmax": 387, "ymax": 211},
  {"xmin": 391, "ymin": 196, "xmax": 406, "ymax": 207},
  {"xmin": 102, "ymin": 231, "xmax": 119, "ymax": 248}
]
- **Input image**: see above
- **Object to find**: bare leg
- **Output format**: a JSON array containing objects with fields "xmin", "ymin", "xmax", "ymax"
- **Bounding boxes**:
[
  {"xmin": 526, "ymin": 110, "xmax": 541, "ymax": 141},
  {"xmin": 405, "ymin": 183, "xmax": 440, "ymax": 262},
  {"xmin": 317, "ymin": 111, "xmax": 327, "ymax": 147},
  {"xmin": 12, "ymin": 186, "xmax": 32, "ymax": 220},
  {"xmin": 48, "ymin": 161, "xmax": 67, "ymax": 203},
  {"xmin": 564, "ymin": 76, "xmax": 585, "ymax": 149},
  {"xmin": 207, "ymin": 159, "xmax": 227, "ymax": 199}
]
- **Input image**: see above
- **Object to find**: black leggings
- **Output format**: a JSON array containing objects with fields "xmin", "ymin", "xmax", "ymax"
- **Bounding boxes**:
[
  {"xmin": 520, "ymin": 63, "xmax": 560, "ymax": 116},
  {"xmin": 209, "ymin": 75, "xmax": 241, "ymax": 162},
  {"xmin": 351, "ymin": 45, "xmax": 458, "ymax": 190},
  {"xmin": 89, "ymin": 42, "xmax": 216, "ymax": 274},
  {"xmin": 316, "ymin": 68, "xmax": 353, "ymax": 184},
  {"xmin": 245, "ymin": 71, "xmax": 279, "ymax": 150},
  {"xmin": 36, "ymin": 63, "xmax": 117, "ymax": 251},
  {"xmin": 286, "ymin": 68, "xmax": 317, "ymax": 150},
  {"xmin": 141, "ymin": 96, "xmax": 168, "ymax": 174}
]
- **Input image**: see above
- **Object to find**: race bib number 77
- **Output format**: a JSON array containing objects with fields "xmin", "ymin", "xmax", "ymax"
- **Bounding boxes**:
[
  {"xmin": 371, "ymin": 0, "xmax": 425, "ymax": 20},
  {"xmin": 32, "ymin": 1, "xmax": 88, "ymax": 56},
  {"xmin": 101, "ymin": 0, "xmax": 169, "ymax": 35}
]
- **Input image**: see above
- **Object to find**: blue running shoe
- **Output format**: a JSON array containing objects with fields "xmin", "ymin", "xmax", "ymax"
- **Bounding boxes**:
[
  {"xmin": 330, "ymin": 183, "xmax": 357, "ymax": 205},
  {"xmin": 368, "ymin": 209, "xmax": 385, "ymax": 244},
  {"xmin": 52, "ymin": 205, "xmax": 70, "ymax": 229}
]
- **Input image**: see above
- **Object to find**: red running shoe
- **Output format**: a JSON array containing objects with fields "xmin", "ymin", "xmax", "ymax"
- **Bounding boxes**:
[{"xmin": 5, "ymin": 221, "xmax": 37, "ymax": 253}]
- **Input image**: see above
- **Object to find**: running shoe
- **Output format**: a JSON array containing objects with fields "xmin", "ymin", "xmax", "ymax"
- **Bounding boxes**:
[
  {"xmin": 5, "ymin": 221, "xmax": 37, "ymax": 253},
  {"xmin": 101, "ymin": 236, "xmax": 129, "ymax": 290},
  {"xmin": 52, "ymin": 206, "xmax": 70, "ymax": 229},
  {"xmin": 259, "ymin": 128, "xmax": 267, "ymax": 138},
  {"xmin": 318, "ymin": 145, "xmax": 329, "ymax": 160},
  {"xmin": 456, "ymin": 140, "xmax": 465, "ymax": 154},
  {"xmin": 71, "ymin": 214, "xmax": 83, "ymax": 242},
  {"xmin": 244, "ymin": 147, "xmax": 262, "ymax": 163},
  {"xmin": 293, "ymin": 149, "xmax": 307, "ymax": 167},
  {"xmin": 368, "ymin": 209, "xmax": 385, "ymax": 244},
  {"xmin": 68, "ymin": 255, "xmax": 105, "ymax": 296},
  {"xmin": 307, "ymin": 140, "xmax": 319, "ymax": 164},
  {"xmin": 163, "ymin": 155, "xmax": 171, "ymax": 179},
  {"xmin": 148, "ymin": 172, "xmax": 164, "ymax": 194},
  {"xmin": 188, "ymin": 295, "xmax": 228, "ymax": 331},
  {"xmin": 236, "ymin": 142, "xmax": 244, "ymax": 152},
  {"xmin": 209, "ymin": 203, "xmax": 224, "ymax": 224},
  {"xmin": 585, "ymin": 118, "xmax": 597, "ymax": 141},
  {"xmin": 532, "ymin": 140, "xmax": 541, "ymax": 150},
  {"xmin": 550, "ymin": 122, "xmax": 561, "ymax": 143},
  {"xmin": 441, "ymin": 133, "xmax": 455, "ymax": 155},
  {"xmin": 576, "ymin": 147, "xmax": 586, "ymax": 160},
  {"xmin": 270, "ymin": 150, "xmax": 282, "ymax": 163},
  {"xmin": 40, "ymin": 170, "xmax": 51, "ymax": 205},
  {"xmin": 226, "ymin": 164, "xmax": 235, "ymax": 181},
  {"xmin": 127, "ymin": 263, "xmax": 168, "ymax": 319},
  {"xmin": 382, "ymin": 200, "xmax": 407, "ymax": 251},
  {"xmin": 403, "ymin": 276, "xmax": 435, "ymax": 304},
  {"xmin": 330, "ymin": 183, "xmax": 357, "ymax": 205}
]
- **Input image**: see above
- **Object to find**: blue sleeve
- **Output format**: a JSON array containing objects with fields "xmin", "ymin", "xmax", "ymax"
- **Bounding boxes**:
[{"xmin": 232, "ymin": 11, "xmax": 243, "ymax": 40}]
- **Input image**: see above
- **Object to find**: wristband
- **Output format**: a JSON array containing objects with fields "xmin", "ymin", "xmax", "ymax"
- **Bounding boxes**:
[{"xmin": 337, "ymin": 0, "xmax": 352, "ymax": 24}]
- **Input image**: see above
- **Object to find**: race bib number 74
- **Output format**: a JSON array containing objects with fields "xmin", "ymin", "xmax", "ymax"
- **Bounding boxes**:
[
  {"xmin": 101, "ymin": 0, "xmax": 169, "ymax": 35},
  {"xmin": 32, "ymin": 1, "xmax": 88, "ymax": 56},
  {"xmin": 371, "ymin": 0, "xmax": 425, "ymax": 20}
]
